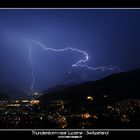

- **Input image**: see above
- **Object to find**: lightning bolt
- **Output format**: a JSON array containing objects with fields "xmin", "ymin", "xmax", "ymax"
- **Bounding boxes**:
[
  {"xmin": 27, "ymin": 45, "xmax": 35, "ymax": 91},
  {"xmin": 25, "ymin": 39, "xmax": 121, "ymax": 91}
]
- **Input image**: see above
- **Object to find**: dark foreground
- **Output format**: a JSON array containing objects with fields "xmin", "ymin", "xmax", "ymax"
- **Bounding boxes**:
[{"xmin": 0, "ymin": 98, "xmax": 140, "ymax": 129}]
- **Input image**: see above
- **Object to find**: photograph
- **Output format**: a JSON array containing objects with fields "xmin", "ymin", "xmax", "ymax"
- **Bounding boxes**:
[{"xmin": 0, "ymin": 7, "xmax": 140, "ymax": 137}]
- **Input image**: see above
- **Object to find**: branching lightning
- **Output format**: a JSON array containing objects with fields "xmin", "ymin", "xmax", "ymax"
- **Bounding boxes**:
[{"xmin": 25, "ymin": 39, "xmax": 121, "ymax": 91}]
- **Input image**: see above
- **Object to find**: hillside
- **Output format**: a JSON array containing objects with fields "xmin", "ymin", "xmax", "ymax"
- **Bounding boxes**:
[
  {"xmin": 0, "ymin": 87, "xmax": 27, "ymax": 99},
  {"xmin": 40, "ymin": 69, "xmax": 140, "ymax": 112},
  {"xmin": 0, "ymin": 93, "xmax": 9, "ymax": 100}
]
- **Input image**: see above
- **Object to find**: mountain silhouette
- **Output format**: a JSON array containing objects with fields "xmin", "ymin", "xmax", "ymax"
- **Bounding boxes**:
[
  {"xmin": 0, "ymin": 93, "xmax": 9, "ymax": 100},
  {"xmin": 0, "ymin": 86, "xmax": 27, "ymax": 99},
  {"xmin": 40, "ymin": 68, "xmax": 140, "ymax": 112}
]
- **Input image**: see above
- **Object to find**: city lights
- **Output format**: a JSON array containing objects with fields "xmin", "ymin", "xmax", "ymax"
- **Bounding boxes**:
[
  {"xmin": 81, "ymin": 113, "xmax": 91, "ymax": 119},
  {"xmin": 30, "ymin": 99, "xmax": 40, "ymax": 105},
  {"xmin": 86, "ymin": 96, "xmax": 93, "ymax": 101}
]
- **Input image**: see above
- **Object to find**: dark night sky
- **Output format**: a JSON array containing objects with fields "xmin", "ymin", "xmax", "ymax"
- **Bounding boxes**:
[{"xmin": 0, "ymin": 9, "xmax": 140, "ymax": 92}]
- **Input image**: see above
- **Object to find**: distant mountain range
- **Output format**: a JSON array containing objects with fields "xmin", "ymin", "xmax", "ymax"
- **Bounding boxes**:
[
  {"xmin": 40, "ymin": 83, "xmax": 76, "ymax": 94},
  {"xmin": 1, "ymin": 68, "xmax": 140, "ymax": 102},
  {"xmin": 0, "ymin": 93, "xmax": 9, "ymax": 100},
  {"xmin": 40, "ymin": 68, "xmax": 140, "ymax": 112},
  {"xmin": 0, "ymin": 86, "xmax": 28, "ymax": 100}
]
